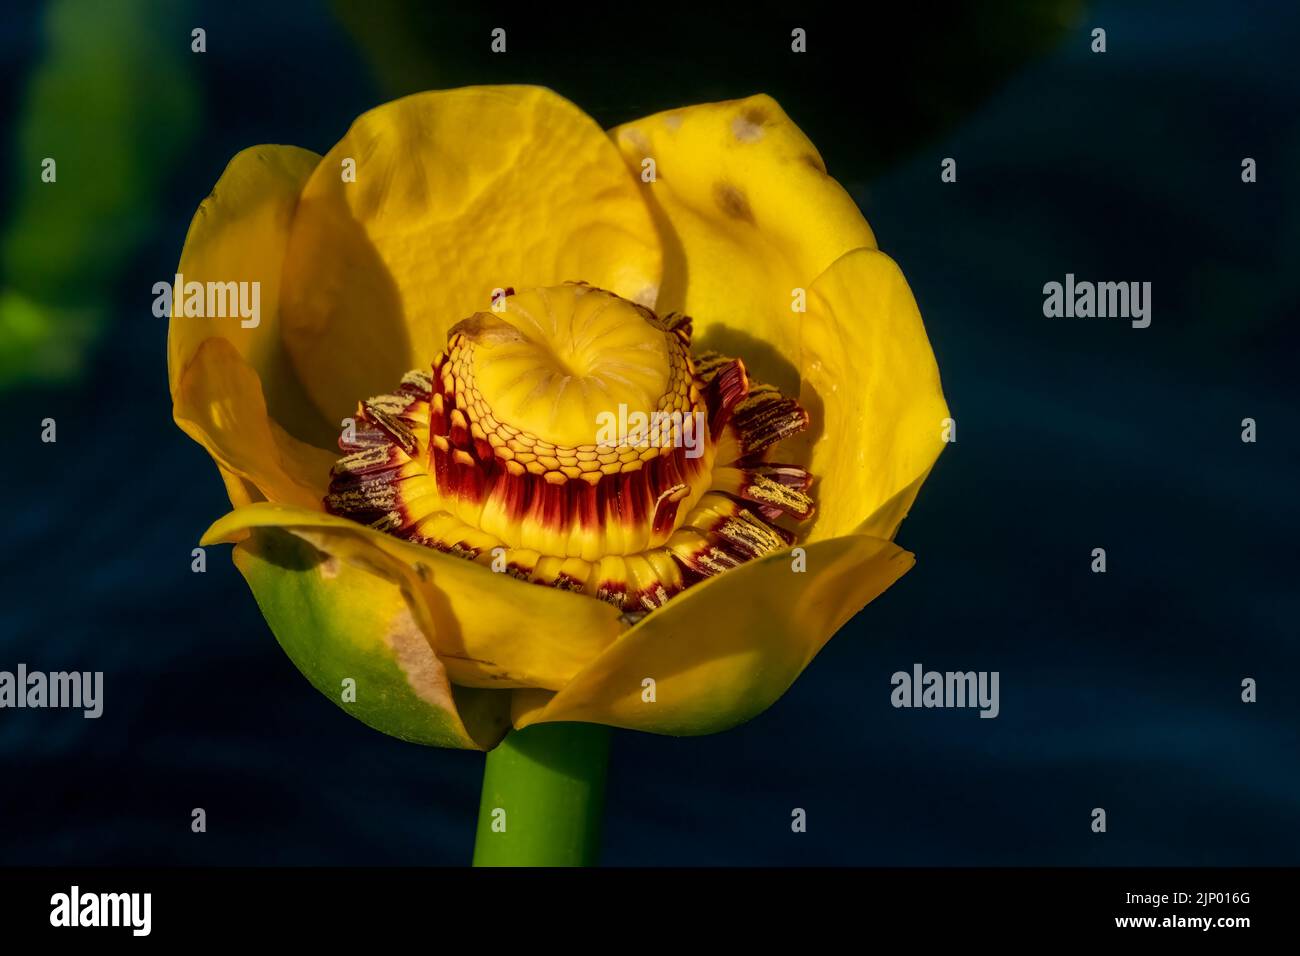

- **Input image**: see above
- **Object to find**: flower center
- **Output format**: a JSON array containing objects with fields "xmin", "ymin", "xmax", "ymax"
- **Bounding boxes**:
[
  {"xmin": 432, "ymin": 285, "xmax": 714, "ymax": 560},
  {"xmin": 465, "ymin": 286, "xmax": 670, "ymax": 448},
  {"xmin": 326, "ymin": 283, "xmax": 816, "ymax": 613}
]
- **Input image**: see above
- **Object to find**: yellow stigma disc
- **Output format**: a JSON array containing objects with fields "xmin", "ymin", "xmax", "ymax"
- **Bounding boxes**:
[{"xmin": 464, "ymin": 285, "xmax": 670, "ymax": 449}]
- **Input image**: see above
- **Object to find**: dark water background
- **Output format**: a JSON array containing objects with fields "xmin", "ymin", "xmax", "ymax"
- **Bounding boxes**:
[{"xmin": 1, "ymin": 1, "xmax": 1297, "ymax": 864}]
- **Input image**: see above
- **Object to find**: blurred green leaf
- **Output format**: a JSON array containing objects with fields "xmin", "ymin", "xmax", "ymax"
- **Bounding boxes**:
[{"xmin": 0, "ymin": 0, "xmax": 199, "ymax": 389}]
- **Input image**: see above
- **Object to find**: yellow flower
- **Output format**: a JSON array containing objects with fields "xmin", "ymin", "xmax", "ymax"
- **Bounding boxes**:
[{"xmin": 169, "ymin": 86, "xmax": 949, "ymax": 750}]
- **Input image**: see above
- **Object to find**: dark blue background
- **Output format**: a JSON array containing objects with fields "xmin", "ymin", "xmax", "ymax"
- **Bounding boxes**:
[{"xmin": 2, "ymin": 1, "xmax": 1297, "ymax": 864}]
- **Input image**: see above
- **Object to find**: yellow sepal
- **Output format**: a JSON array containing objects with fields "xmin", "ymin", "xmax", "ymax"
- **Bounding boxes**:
[
  {"xmin": 202, "ymin": 503, "xmax": 626, "ymax": 692},
  {"xmin": 611, "ymin": 94, "xmax": 874, "ymax": 393},
  {"xmin": 514, "ymin": 533, "xmax": 912, "ymax": 735},
  {"xmin": 279, "ymin": 86, "xmax": 663, "ymax": 424}
]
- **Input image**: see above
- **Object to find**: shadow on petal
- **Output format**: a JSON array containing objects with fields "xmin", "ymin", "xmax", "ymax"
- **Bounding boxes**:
[{"xmin": 280, "ymin": 189, "xmax": 413, "ymax": 427}]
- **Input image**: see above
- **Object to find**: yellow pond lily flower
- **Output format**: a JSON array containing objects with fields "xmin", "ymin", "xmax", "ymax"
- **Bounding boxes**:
[{"xmin": 169, "ymin": 85, "xmax": 949, "ymax": 751}]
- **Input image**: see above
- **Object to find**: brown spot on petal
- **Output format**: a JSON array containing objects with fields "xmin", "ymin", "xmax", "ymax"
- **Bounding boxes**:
[
  {"xmin": 801, "ymin": 153, "xmax": 827, "ymax": 175},
  {"xmin": 731, "ymin": 108, "xmax": 767, "ymax": 142},
  {"xmin": 714, "ymin": 182, "xmax": 754, "ymax": 223},
  {"xmin": 386, "ymin": 606, "xmax": 457, "ymax": 713},
  {"xmin": 620, "ymin": 126, "xmax": 650, "ymax": 153}
]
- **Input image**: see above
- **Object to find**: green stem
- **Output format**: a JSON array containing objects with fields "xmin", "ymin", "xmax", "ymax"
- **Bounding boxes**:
[{"xmin": 472, "ymin": 722, "xmax": 611, "ymax": 867}]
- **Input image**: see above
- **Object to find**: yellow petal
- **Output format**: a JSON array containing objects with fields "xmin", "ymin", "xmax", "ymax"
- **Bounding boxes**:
[
  {"xmin": 216, "ymin": 465, "xmax": 261, "ymax": 509},
  {"xmin": 611, "ymin": 94, "xmax": 875, "ymax": 392},
  {"xmin": 202, "ymin": 502, "xmax": 626, "ymax": 691},
  {"xmin": 279, "ymin": 85, "xmax": 663, "ymax": 424},
  {"xmin": 169, "ymin": 145, "xmax": 339, "ymax": 508},
  {"xmin": 514, "ymin": 533, "xmax": 912, "ymax": 735},
  {"xmin": 798, "ymin": 248, "xmax": 950, "ymax": 542},
  {"xmin": 233, "ymin": 527, "xmax": 510, "ymax": 749},
  {"xmin": 168, "ymin": 144, "xmax": 333, "ymax": 446},
  {"xmin": 174, "ymin": 337, "xmax": 336, "ymax": 510}
]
